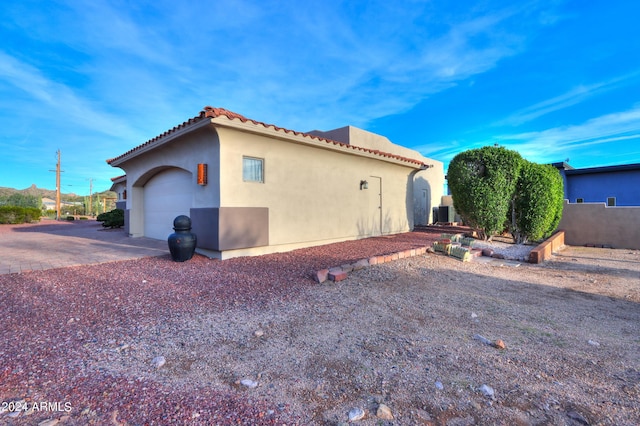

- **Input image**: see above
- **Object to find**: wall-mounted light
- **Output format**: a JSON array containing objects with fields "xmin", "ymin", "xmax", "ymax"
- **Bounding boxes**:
[
  {"xmin": 360, "ymin": 180, "xmax": 368, "ymax": 190},
  {"xmin": 197, "ymin": 163, "xmax": 208, "ymax": 185}
]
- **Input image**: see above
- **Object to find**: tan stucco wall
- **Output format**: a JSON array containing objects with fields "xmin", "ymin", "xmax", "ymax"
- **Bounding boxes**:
[
  {"xmin": 111, "ymin": 126, "xmax": 220, "ymax": 237},
  {"xmin": 217, "ymin": 126, "xmax": 443, "ymax": 256},
  {"xmin": 309, "ymin": 125, "xmax": 444, "ymax": 227},
  {"xmin": 413, "ymin": 164, "xmax": 444, "ymax": 226},
  {"xmin": 558, "ymin": 200, "xmax": 640, "ymax": 249},
  {"xmin": 110, "ymin": 120, "xmax": 444, "ymax": 256}
]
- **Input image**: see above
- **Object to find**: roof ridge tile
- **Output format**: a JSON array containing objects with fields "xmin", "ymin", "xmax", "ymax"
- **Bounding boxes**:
[{"xmin": 107, "ymin": 106, "xmax": 425, "ymax": 167}]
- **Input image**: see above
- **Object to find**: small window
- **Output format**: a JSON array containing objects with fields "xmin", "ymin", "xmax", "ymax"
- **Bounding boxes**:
[
  {"xmin": 607, "ymin": 197, "xmax": 616, "ymax": 206},
  {"xmin": 576, "ymin": 198, "xmax": 584, "ymax": 203},
  {"xmin": 243, "ymin": 157, "xmax": 264, "ymax": 183}
]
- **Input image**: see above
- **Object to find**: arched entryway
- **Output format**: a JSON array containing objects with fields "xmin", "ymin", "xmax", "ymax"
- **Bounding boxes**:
[{"xmin": 143, "ymin": 168, "xmax": 193, "ymax": 240}]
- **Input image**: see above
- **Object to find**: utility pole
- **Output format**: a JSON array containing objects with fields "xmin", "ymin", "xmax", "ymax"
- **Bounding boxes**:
[
  {"xmin": 87, "ymin": 178, "xmax": 94, "ymax": 216},
  {"xmin": 49, "ymin": 150, "xmax": 63, "ymax": 220}
]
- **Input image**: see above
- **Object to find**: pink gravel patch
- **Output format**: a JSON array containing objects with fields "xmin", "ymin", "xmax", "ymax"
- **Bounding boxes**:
[{"xmin": 0, "ymin": 228, "xmax": 446, "ymax": 424}]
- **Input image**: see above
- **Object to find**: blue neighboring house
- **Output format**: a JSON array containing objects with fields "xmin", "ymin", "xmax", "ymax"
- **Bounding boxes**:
[{"xmin": 553, "ymin": 162, "xmax": 640, "ymax": 206}]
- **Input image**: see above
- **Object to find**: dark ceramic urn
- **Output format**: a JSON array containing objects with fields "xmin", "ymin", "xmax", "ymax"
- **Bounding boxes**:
[{"xmin": 168, "ymin": 215, "xmax": 197, "ymax": 262}]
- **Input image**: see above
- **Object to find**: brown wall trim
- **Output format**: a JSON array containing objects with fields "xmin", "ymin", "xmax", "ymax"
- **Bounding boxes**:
[
  {"xmin": 219, "ymin": 207, "xmax": 269, "ymax": 250},
  {"xmin": 190, "ymin": 208, "xmax": 219, "ymax": 250},
  {"xmin": 190, "ymin": 207, "xmax": 269, "ymax": 251}
]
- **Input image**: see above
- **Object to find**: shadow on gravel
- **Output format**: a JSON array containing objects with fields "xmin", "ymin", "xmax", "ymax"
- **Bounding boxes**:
[{"xmin": 1, "ymin": 246, "xmax": 639, "ymax": 425}]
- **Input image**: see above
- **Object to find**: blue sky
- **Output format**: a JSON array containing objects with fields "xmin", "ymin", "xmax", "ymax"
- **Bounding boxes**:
[{"xmin": 1, "ymin": 0, "xmax": 639, "ymax": 194}]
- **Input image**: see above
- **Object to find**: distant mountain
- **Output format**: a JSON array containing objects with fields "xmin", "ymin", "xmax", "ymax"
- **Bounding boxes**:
[
  {"xmin": 0, "ymin": 184, "xmax": 114, "ymax": 201},
  {"xmin": 0, "ymin": 184, "xmax": 75, "ymax": 199}
]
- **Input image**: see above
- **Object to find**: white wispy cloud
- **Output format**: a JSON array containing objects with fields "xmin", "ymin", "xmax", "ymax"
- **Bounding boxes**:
[
  {"xmin": 495, "ymin": 106, "xmax": 640, "ymax": 163},
  {"xmin": 413, "ymin": 104, "xmax": 640, "ymax": 169},
  {"xmin": 496, "ymin": 72, "xmax": 640, "ymax": 126},
  {"xmin": 117, "ymin": 0, "xmax": 553, "ymax": 131},
  {"xmin": 0, "ymin": 51, "xmax": 138, "ymax": 139},
  {"xmin": 0, "ymin": 0, "xmax": 571, "ymax": 189}
]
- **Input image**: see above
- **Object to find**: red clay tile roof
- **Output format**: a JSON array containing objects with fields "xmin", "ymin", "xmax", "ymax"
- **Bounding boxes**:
[{"xmin": 106, "ymin": 106, "xmax": 426, "ymax": 167}]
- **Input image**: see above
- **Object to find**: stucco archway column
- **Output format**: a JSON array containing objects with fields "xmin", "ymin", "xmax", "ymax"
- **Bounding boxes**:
[{"xmin": 128, "ymin": 186, "xmax": 145, "ymax": 237}]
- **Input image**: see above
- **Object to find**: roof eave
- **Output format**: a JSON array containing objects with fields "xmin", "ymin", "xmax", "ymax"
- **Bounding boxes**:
[
  {"xmin": 209, "ymin": 115, "xmax": 427, "ymax": 169},
  {"xmin": 107, "ymin": 119, "xmax": 212, "ymax": 167}
]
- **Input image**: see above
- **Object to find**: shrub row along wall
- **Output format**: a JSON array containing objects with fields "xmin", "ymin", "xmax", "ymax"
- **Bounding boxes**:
[{"xmin": 558, "ymin": 200, "xmax": 640, "ymax": 250}]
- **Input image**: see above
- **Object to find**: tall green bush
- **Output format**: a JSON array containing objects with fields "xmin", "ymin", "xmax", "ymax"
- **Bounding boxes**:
[
  {"xmin": 448, "ymin": 146, "xmax": 563, "ymax": 243},
  {"xmin": 511, "ymin": 162, "xmax": 564, "ymax": 243},
  {"xmin": 447, "ymin": 146, "xmax": 523, "ymax": 240}
]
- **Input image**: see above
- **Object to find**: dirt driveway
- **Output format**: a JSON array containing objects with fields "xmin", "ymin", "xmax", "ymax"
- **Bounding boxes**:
[{"xmin": 1, "ymin": 230, "xmax": 638, "ymax": 425}]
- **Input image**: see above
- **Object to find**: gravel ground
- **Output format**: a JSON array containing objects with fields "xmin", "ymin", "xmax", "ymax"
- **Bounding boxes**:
[{"xmin": 1, "ymin": 226, "xmax": 639, "ymax": 425}]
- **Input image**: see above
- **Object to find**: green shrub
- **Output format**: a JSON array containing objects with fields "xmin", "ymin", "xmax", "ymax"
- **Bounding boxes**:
[
  {"xmin": 447, "ymin": 146, "xmax": 523, "ymax": 240},
  {"xmin": 448, "ymin": 146, "xmax": 563, "ymax": 243},
  {"xmin": 0, "ymin": 193, "xmax": 41, "ymax": 208},
  {"xmin": 66, "ymin": 215, "xmax": 75, "ymax": 221},
  {"xmin": 511, "ymin": 162, "xmax": 564, "ymax": 243},
  {"xmin": 0, "ymin": 206, "xmax": 41, "ymax": 224},
  {"xmin": 97, "ymin": 208, "xmax": 124, "ymax": 228},
  {"xmin": 78, "ymin": 216, "xmax": 88, "ymax": 220}
]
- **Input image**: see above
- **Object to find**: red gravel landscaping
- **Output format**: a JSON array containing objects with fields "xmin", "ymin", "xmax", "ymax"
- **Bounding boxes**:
[{"xmin": 0, "ymin": 228, "xmax": 446, "ymax": 425}]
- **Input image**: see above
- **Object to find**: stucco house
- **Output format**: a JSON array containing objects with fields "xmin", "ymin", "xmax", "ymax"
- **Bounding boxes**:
[
  {"xmin": 553, "ymin": 162, "xmax": 640, "ymax": 206},
  {"xmin": 107, "ymin": 106, "xmax": 444, "ymax": 259}
]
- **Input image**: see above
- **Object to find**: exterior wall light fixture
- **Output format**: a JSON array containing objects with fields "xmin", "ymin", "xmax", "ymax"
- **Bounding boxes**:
[
  {"xmin": 360, "ymin": 180, "xmax": 368, "ymax": 190},
  {"xmin": 197, "ymin": 163, "xmax": 208, "ymax": 185}
]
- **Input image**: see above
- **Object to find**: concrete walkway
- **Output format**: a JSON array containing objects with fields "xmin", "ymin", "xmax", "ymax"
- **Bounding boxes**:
[{"xmin": 0, "ymin": 219, "xmax": 168, "ymax": 275}]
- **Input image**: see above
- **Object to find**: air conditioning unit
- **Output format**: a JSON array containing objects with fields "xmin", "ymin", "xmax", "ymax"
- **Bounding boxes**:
[{"xmin": 438, "ymin": 205, "xmax": 456, "ymax": 223}]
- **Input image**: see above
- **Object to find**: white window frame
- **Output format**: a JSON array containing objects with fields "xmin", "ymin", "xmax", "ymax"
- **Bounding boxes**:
[{"xmin": 242, "ymin": 156, "xmax": 264, "ymax": 183}]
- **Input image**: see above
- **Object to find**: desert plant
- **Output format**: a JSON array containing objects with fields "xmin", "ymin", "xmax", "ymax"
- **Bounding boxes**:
[
  {"xmin": 0, "ymin": 193, "xmax": 41, "ymax": 208},
  {"xmin": 97, "ymin": 208, "xmax": 124, "ymax": 228},
  {"xmin": 0, "ymin": 206, "xmax": 41, "ymax": 224},
  {"xmin": 441, "ymin": 233, "xmax": 463, "ymax": 242},
  {"xmin": 450, "ymin": 246, "xmax": 472, "ymax": 262},
  {"xmin": 460, "ymin": 237, "xmax": 476, "ymax": 247},
  {"xmin": 432, "ymin": 241, "xmax": 452, "ymax": 254}
]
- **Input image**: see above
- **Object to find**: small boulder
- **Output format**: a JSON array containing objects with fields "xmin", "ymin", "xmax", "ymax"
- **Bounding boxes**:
[
  {"xmin": 352, "ymin": 259, "xmax": 369, "ymax": 271},
  {"xmin": 376, "ymin": 404, "xmax": 393, "ymax": 420},
  {"xmin": 348, "ymin": 407, "xmax": 365, "ymax": 422},
  {"xmin": 240, "ymin": 379, "xmax": 258, "ymax": 388},
  {"xmin": 493, "ymin": 339, "xmax": 506, "ymax": 349},
  {"xmin": 482, "ymin": 248, "xmax": 494, "ymax": 257},
  {"xmin": 479, "ymin": 384, "xmax": 495, "ymax": 398},
  {"xmin": 315, "ymin": 269, "xmax": 329, "ymax": 283},
  {"xmin": 151, "ymin": 356, "xmax": 166, "ymax": 369}
]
